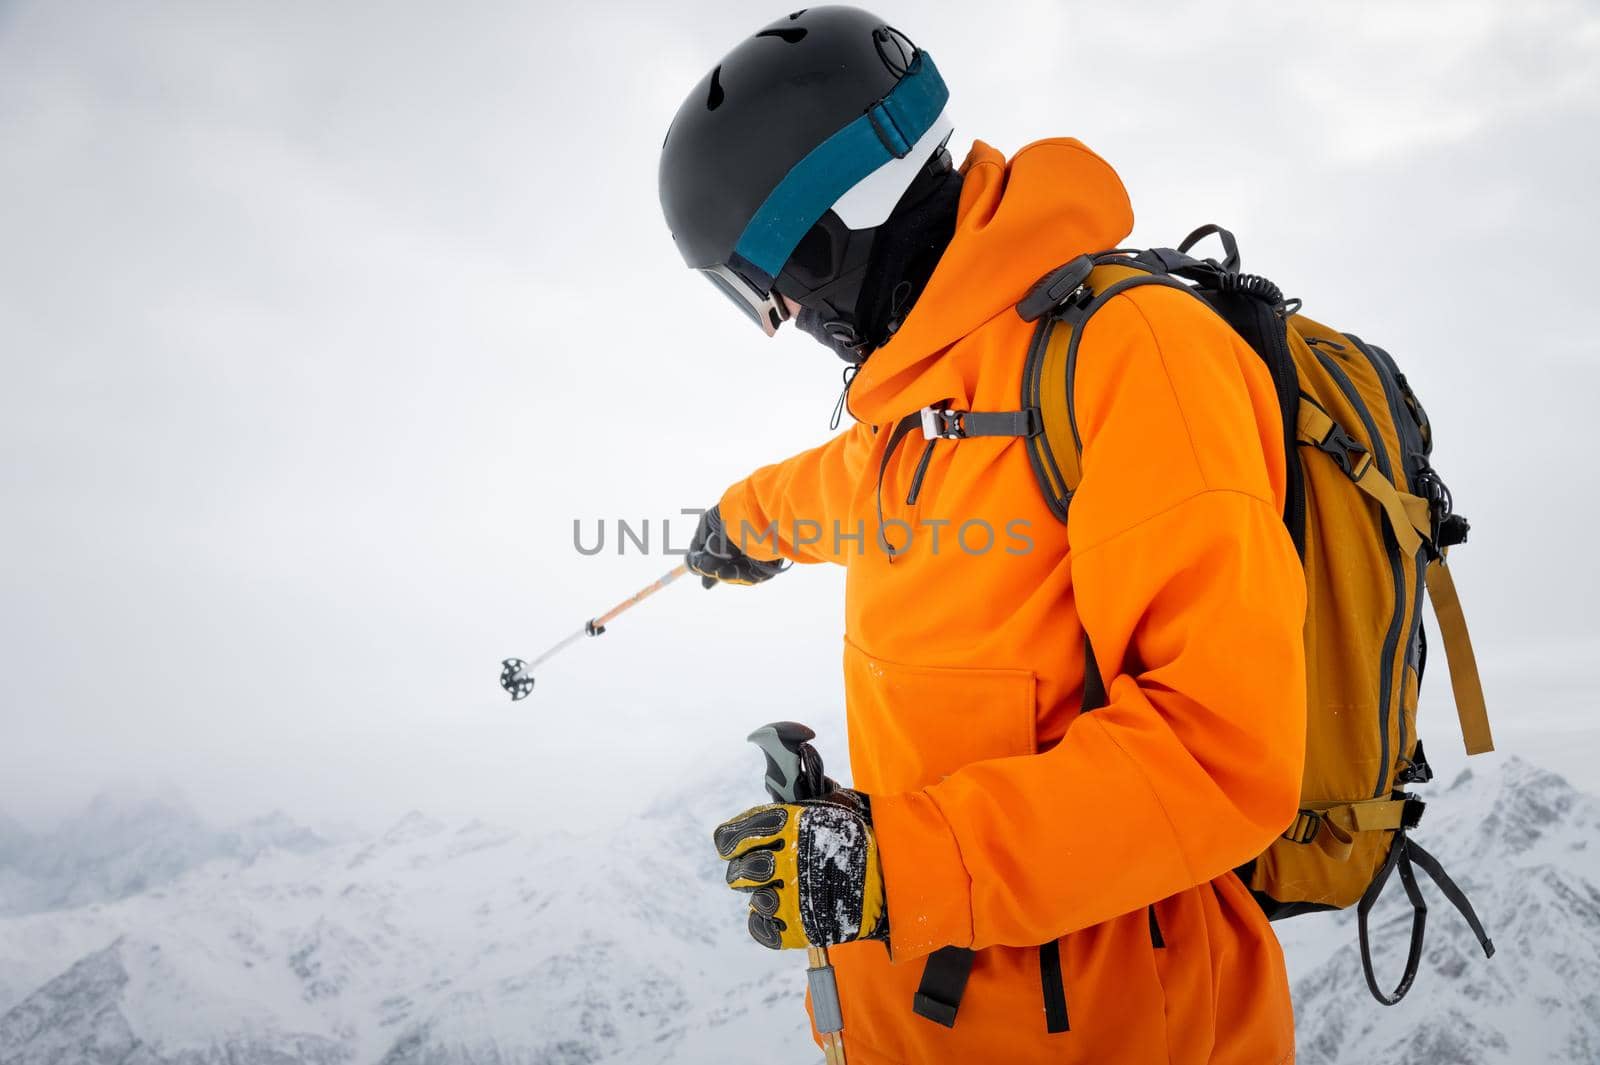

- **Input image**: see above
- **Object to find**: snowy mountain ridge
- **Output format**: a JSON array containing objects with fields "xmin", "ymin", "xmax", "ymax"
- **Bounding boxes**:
[
  {"xmin": 0, "ymin": 757, "xmax": 1596, "ymax": 1064},
  {"xmin": 0, "ymin": 762, "xmax": 812, "ymax": 1065},
  {"xmin": 0, "ymin": 789, "xmax": 328, "ymax": 919},
  {"xmin": 1281, "ymin": 756, "xmax": 1600, "ymax": 1065}
]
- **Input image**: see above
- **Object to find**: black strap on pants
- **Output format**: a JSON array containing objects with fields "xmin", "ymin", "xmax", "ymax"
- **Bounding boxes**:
[
  {"xmin": 911, "ymin": 946, "xmax": 974, "ymax": 1028},
  {"xmin": 1038, "ymin": 939, "xmax": 1071, "ymax": 1032}
]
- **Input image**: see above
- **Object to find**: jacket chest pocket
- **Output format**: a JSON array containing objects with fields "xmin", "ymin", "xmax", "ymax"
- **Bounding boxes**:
[{"xmin": 843, "ymin": 638, "xmax": 1038, "ymax": 795}]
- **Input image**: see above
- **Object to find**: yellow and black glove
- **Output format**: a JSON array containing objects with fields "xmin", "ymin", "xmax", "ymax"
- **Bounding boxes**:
[
  {"xmin": 713, "ymin": 790, "xmax": 888, "ymax": 950},
  {"xmin": 685, "ymin": 505, "xmax": 786, "ymax": 588}
]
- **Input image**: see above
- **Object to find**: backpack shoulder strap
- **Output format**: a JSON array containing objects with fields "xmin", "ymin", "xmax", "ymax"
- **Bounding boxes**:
[{"xmin": 1019, "ymin": 255, "xmax": 1197, "ymax": 521}]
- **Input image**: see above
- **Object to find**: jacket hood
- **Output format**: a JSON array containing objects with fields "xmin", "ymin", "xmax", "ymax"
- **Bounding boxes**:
[{"xmin": 846, "ymin": 138, "xmax": 1134, "ymax": 424}]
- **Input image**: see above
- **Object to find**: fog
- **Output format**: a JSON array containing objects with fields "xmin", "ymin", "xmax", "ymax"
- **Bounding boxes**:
[{"xmin": 2, "ymin": 0, "xmax": 1596, "ymax": 834}]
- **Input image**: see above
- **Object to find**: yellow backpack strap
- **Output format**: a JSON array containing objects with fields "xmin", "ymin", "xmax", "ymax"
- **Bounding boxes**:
[
  {"xmin": 1297, "ymin": 397, "xmax": 1495, "ymax": 757},
  {"xmin": 1285, "ymin": 796, "xmax": 1420, "ymax": 862},
  {"xmin": 1425, "ymin": 558, "xmax": 1496, "ymax": 755},
  {"xmin": 1295, "ymin": 399, "xmax": 1432, "ymax": 557}
]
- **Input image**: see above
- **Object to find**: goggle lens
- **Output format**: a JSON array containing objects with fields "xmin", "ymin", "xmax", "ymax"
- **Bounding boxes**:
[{"xmin": 699, "ymin": 264, "xmax": 789, "ymax": 337}]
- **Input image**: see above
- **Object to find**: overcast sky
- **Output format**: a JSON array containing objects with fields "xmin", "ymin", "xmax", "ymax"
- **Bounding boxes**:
[{"xmin": 2, "ymin": 1, "xmax": 1597, "ymax": 833}]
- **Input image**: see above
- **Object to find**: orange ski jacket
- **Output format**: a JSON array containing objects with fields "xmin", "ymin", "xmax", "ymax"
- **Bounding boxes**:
[{"xmin": 719, "ymin": 139, "xmax": 1307, "ymax": 1065}]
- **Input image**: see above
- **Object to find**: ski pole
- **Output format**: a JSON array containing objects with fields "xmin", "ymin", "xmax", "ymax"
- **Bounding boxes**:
[
  {"xmin": 748, "ymin": 722, "xmax": 849, "ymax": 1065},
  {"xmin": 499, "ymin": 563, "xmax": 690, "ymax": 700}
]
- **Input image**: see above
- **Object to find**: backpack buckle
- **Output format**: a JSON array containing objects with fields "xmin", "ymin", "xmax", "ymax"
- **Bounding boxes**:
[
  {"xmin": 921, "ymin": 406, "xmax": 965, "ymax": 440},
  {"xmin": 1283, "ymin": 809, "xmax": 1322, "ymax": 845},
  {"xmin": 1401, "ymin": 794, "xmax": 1426, "ymax": 830},
  {"xmin": 1315, "ymin": 423, "xmax": 1372, "ymax": 479},
  {"xmin": 1016, "ymin": 255, "xmax": 1095, "ymax": 322},
  {"xmin": 1397, "ymin": 742, "xmax": 1435, "ymax": 784}
]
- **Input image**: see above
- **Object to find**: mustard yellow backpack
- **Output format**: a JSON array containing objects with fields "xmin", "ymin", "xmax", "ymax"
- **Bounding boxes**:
[{"xmin": 1016, "ymin": 226, "xmax": 1498, "ymax": 1004}]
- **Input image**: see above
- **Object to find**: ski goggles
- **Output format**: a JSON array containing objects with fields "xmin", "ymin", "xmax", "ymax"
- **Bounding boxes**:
[
  {"xmin": 699, "ymin": 52, "xmax": 947, "ymax": 338},
  {"xmin": 700, "ymin": 261, "xmax": 790, "ymax": 336}
]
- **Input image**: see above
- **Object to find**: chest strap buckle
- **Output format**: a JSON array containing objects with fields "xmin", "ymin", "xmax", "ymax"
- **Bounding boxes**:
[{"xmin": 920, "ymin": 405, "xmax": 1041, "ymax": 441}]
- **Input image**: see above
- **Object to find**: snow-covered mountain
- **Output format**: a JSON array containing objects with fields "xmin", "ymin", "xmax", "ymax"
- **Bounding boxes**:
[
  {"xmin": 0, "ymin": 757, "xmax": 1595, "ymax": 1064},
  {"xmin": 1280, "ymin": 756, "xmax": 1600, "ymax": 1065},
  {"xmin": 0, "ymin": 788, "xmax": 328, "ymax": 918},
  {"xmin": 0, "ymin": 767, "xmax": 813, "ymax": 1065}
]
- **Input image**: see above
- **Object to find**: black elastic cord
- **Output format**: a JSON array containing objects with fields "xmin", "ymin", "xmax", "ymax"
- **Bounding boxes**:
[
  {"xmin": 875, "ymin": 413, "xmax": 921, "ymax": 558},
  {"xmin": 906, "ymin": 437, "xmax": 936, "ymax": 506},
  {"xmin": 829, "ymin": 364, "xmax": 859, "ymax": 430}
]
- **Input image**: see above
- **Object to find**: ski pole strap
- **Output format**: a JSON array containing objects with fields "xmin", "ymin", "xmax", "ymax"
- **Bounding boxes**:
[
  {"xmin": 1357, "ymin": 833, "xmax": 1494, "ymax": 1006},
  {"xmin": 911, "ymin": 946, "xmax": 975, "ymax": 1028}
]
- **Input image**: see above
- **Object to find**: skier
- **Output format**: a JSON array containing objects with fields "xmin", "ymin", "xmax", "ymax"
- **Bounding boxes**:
[{"xmin": 662, "ymin": 8, "xmax": 1306, "ymax": 1063}]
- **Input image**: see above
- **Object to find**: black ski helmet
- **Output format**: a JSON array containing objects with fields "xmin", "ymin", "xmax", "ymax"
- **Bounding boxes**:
[{"xmin": 659, "ymin": 7, "xmax": 952, "ymax": 354}]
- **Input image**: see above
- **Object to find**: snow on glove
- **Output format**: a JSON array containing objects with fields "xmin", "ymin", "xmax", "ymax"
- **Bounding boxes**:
[
  {"xmin": 685, "ymin": 504, "xmax": 786, "ymax": 588},
  {"xmin": 712, "ymin": 792, "xmax": 888, "ymax": 950}
]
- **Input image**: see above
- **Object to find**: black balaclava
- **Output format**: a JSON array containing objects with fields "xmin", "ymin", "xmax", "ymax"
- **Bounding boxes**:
[
  {"xmin": 852, "ymin": 161, "xmax": 964, "ymax": 350},
  {"xmin": 784, "ymin": 150, "xmax": 964, "ymax": 364}
]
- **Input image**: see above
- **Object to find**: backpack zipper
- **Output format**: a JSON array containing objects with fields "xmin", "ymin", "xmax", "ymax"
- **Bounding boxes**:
[
  {"xmin": 1311, "ymin": 349, "xmax": 1406, "ymax": 799},
  {"xmin": 1344, "ymin": 334, "xmax": 1433, "ymax": 771}
]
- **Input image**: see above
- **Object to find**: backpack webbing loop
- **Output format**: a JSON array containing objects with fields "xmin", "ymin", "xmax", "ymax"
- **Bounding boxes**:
[
  {"xmin": 1283, "ymin": 796, "xmax": 1422, "ymax": 862},
  {"xmin": 1357, "ymin": 833, "xmax": 1495, "ymax": 1005},
  {"xmin": 1425, "ymin": 560, "xmax": 1495, "ymax": 755}
]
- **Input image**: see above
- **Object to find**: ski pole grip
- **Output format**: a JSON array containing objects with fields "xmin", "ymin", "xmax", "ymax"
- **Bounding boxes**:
[{"xmin": 747, "ymin": 721, "xmax": 827, "ymax": 803}]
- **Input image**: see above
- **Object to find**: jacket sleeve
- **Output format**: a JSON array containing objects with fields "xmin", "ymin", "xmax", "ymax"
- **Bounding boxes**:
[
  {"xmin": 870, "ymin": 287, "xmax": 1308, "ymax": 957},
  {"xmin": 717, "ymin": 421, "xmax": 875, "ymax": 566}
]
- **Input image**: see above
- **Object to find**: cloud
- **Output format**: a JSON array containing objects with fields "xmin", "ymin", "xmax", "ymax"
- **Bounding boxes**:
[{"xmin": 0, "ymin": 0, "xmax": 1595, "ymax": 829}]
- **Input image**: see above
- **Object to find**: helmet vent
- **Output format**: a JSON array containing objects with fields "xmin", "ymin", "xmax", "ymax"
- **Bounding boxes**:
[
  {"xmin": 788, "ymin": 9, "xmax": 807, "ymax": 19},
  {"xmin": 873, "ymin": 26, "xmax": 915, "ymax": 77},
  {"xmin": 756, "ymin": 27, "xmax": 808, "ymax": 43},
  {"xmin": 706, "ymin": 66, "xmax": 724, "ymax": 110}
]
